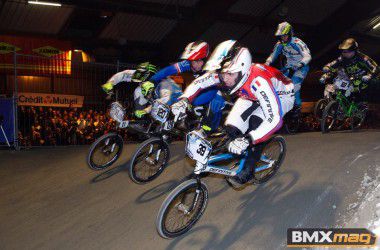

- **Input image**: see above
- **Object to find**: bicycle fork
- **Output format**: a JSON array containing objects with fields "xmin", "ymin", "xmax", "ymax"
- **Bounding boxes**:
[
  {"xmin": 177, "ymin": 176, "xmax": 203, "ymax": 215},
  {"xmin": 145, "ymin": 141, "xmax": 164, "ymax": 164}
]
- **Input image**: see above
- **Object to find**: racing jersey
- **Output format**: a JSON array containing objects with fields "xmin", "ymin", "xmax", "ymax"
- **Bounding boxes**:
[
  {"xmin": 324, "ymin": 52, "xmax": 378, "ymax": 89},
  {"xmin": 181, "ymin": 64, "xmax": 294, "ymax": 143},
  {"xmin": 266, "ymin": 37, "xmax": 311, "ymax": 68},
  {"xmin": 105, "ymin": 69, "xmax": 136, "ymax": 88}
]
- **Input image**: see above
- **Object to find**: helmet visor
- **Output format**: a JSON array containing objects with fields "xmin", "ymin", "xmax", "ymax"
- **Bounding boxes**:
[{"xmin": 203, "ymin": 40, "xmax": 236, "ymax": 72}]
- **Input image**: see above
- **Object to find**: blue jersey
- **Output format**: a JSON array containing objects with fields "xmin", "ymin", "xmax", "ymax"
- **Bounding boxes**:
[
  {"xmin": 266, "ymin": 37, "xmax": 311, "ymax": 68},
  {"xmin": 150, "ymin": 60, "xmax": 191, "ymax": 83}
]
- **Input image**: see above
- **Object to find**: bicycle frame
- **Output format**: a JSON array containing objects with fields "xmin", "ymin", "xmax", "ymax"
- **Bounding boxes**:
[
  {"xmin": 192, "ymin": 151, "xmax": 275, "ymax": 177},
  {"xmin": 335, "ymin": 91, "xmax": 358, "ymax": 117}
]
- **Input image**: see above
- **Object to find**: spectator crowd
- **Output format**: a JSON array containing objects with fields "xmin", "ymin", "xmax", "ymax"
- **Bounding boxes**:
[
  {"xmin": 18, "ymin": 106, "xmax": 126, "ymax": 147},
  {"xmin": 17, "ymin": 105, "xmax": 378, "ymax": 147}
]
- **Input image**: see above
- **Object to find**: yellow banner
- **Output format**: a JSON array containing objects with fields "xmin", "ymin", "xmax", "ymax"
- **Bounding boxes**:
[
  {"xmin": 32, "ymin": 46, "xmax": 63, "ymax": 57},
  {"xmin": 18, "ymin": 92, "xmax": 84, "ymax": 108},
  {"xmin": 0, "ymin": 42, "xmax": 20, "ymax": 54}
]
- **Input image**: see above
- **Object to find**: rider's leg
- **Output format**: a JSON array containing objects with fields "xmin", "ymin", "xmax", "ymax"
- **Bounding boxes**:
[
  {"xmin": 356, "ymin": 87, "xmax": 370, "ymax": 111},
  {"xmin": 191, "ymin": 87, "xmax": 218, "ymax": 106},
  {"xmin": 291, "ymin": 66, "xmax": 309, "ymax": 116},
  {"xmin": 191, "ymin": 88, "xmax": 225, "ymax": 133},
  {"xmin": 224, "ymin": 98, "xmax": 264, "ymax": 186},
  {"xmin": 203, "ymin": 92, "xmax": 225, "ymax": 132}
]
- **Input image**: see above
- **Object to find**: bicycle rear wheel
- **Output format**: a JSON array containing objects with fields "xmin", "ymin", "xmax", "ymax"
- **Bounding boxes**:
[
  {"xmin": 253, "ymin": 136, "xmax": 286, "ymax": 184},
  {"xmin": 351, "ymin": 103, "xmax": 368, "ymax": 131}
]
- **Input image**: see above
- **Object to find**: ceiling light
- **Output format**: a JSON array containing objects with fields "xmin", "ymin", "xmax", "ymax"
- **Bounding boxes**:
[
  {"xmin": 28, "ymin": 1, "xmax": 62, "ymax": 7},
  {"xmin": 373, "ymin": 22, "xmax": 380, "ymax": 30}
]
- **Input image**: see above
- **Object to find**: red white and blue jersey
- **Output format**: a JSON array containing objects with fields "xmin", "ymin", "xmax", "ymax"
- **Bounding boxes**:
[
  {"xmin": 182, "ymin": 64, "xmax": 294, "ymax": 143},
  {"xmin": 238, "ymin": 64, "xmax": 294, "ymax": 143}
]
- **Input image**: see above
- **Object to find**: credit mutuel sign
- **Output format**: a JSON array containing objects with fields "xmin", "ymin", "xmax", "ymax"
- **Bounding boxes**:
[{"xmin": 18, "ymin": 93, "xmax": 84, "ymax": 108}]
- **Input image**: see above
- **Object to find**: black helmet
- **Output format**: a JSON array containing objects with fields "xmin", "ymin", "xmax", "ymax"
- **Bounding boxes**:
[
  {"xmin": 132, "ymin": 62, "xmax": 158, "ymax": 83},
  {"xmin": 338, "ymin": 38, "xmax": 358, "ymax": 51}
]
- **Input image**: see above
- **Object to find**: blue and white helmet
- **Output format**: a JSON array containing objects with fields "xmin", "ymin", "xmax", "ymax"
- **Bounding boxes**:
[{"xmin": 203, "ymin": 40, "xmax": 239, "ymax": 72}]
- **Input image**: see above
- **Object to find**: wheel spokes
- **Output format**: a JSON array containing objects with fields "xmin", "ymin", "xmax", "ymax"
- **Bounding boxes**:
[
  {"xmin": 163, "ymin": 187, "xmax": 204, "ymax": 234},
  {"xmin": 133, "ymin": 142, "xmax": 167, "ymax": 180}
]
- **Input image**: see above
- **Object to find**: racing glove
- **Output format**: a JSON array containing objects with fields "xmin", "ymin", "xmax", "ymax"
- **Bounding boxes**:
[
  {"xmin": 171, "ymin": 98, "xmax": 189, "ymax": 122},
  {"xmin": 102, "ymin": 81, "xmax": 114, "ymax": 94},
  {"xmin": 135, "ymin": 109, "xmax": 147, "ymax": 118},
  {"xmin": 228, "ymin": 136, "xmax": 250, "ymax": 155},
  {"xmin": 322, "ymin": 66, "xmax": 330, "ymax": 73},
  {"xmin": 361, "ymin": 75, "xmax": 372, "ymax": 82}
]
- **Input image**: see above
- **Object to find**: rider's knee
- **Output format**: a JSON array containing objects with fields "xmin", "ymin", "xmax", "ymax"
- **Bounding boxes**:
[
  {"xmin": 224, "ymin": 125, "xmax": 243, "ymax": 140},
  {"xmin": 210, "ymin": 97, "xmax": 225, "ymax": 113},
  {"xmin": 248, "ymin": 115, "xmax": 263, "ymax": 131}
]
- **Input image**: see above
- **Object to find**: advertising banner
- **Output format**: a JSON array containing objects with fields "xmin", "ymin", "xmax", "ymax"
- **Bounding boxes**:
[
  {"xmin": 18, "ymin": 93, "xmax": 84, "ymax": 108},
  {"xmin": 0, "ymin": 35, "xmax": 72, "ymax": 75}
]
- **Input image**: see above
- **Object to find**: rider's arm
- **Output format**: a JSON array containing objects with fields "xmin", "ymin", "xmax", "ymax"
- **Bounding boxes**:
[
  {"xmin": 180, "ymin": 72, "xmax": 220, "ymax": 102},
  {"xmin": 294, "ymin": 39, "xmax": 311, "ymax": 66},
  {"xmin": 247, "ymin": 77, "xmax": 283, "ymax": 144},
  {"xmin": 323, "ymin": 57, "xmax": 343, "ymax": 73},
  {"xmin": 265, "ymin": 42, "xmax": 283, "ymax": 65},
  {"xmin": 102, "ymin": 69, "xmax": 136, "ymax": 93},
  {"xmin": 150, "ymin": 60, "xmax": 191, "ymax": 83},
  {"xmin": 361, "ymin": 53, "xmax": 379, "ymax": 80}
]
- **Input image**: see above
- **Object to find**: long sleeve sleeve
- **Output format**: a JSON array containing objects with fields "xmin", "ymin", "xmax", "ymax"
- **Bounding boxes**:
[
  {"xmin": 266, "ymin": 43, "xmax": 283, "ymax": 65},
  {"xmin": 150, "ymin": 60, "xmax": 191, "ymax": 83},
  {"xmin": 180, "ymin": 72, "xmax": 220, "ymax": 102}
]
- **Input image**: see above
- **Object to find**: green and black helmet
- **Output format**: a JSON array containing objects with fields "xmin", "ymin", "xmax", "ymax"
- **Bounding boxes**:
[{"xmin": 131, "ymin": 62, "xmax": 158, "ymax": 83}]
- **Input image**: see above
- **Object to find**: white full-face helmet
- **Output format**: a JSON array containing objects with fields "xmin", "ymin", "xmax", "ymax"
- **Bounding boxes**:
[{"xmin": 221, "ymin": 47, "xmax": 252, "ymax": 94}]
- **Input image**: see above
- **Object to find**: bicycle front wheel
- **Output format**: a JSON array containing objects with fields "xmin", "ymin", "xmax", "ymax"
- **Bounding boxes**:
[
  {"xmin": 321, "ymin": 100, "xmax": 340, "ymax": 133},
  {"xmin": 129, "ymin": 137, "xmax": 170, "ymax": 184},
  {"xmin": 314, "ymin": 98, "xmax": 329, "ymax": 120},
  {"xmin": 156, "ymin": 179, "xmax": 208, "ymax": 239},
  {"xmin": 87, "ymin": 133, "xmax": 124, "ymax": 171}
]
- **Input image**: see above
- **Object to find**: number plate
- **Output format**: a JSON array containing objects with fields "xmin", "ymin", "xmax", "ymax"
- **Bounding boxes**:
[
  {"xmin": 109, "ymin": 102, "xmax": 125, "ymax": 123},
  {"xmin": 119, "ymin": 120, "xmax": 129, "ymax": 128},
  {"xmin": 151, "ymin": 101, "xmax": 170, "ymax": 123},
  {"xmin": 334, "ymin": 79, "xmax": 350, "ymax": 90},
  {"xmin": 185, "ymin": 131, "xmax": 212, "ymax": 164},
  {"xmin": 163, "ymin": 120, "xmax": 174, "ymax": 131}
]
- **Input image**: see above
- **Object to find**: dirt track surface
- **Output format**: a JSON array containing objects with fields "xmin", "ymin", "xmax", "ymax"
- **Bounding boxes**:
[{"xmin": 1, "ymin": 130, "xmax": 380, "ymax": 249}]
